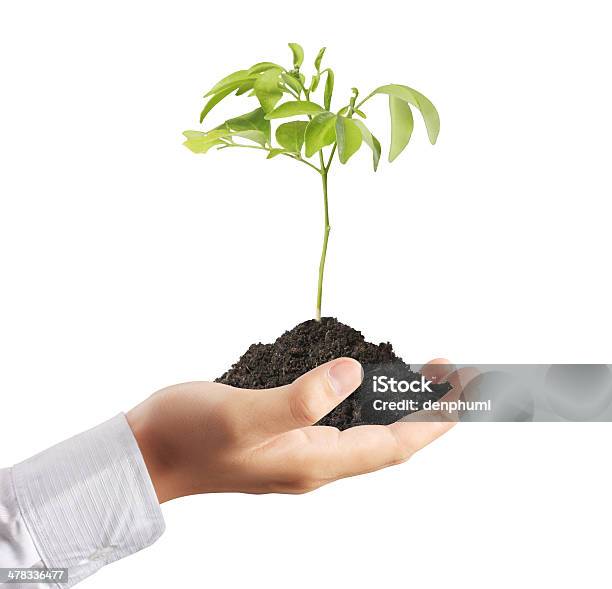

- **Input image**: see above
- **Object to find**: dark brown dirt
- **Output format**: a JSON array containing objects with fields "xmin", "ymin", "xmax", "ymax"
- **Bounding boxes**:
[{"xmin": 216, "ymin": 317, "xmax": 451, "ymax": 430}]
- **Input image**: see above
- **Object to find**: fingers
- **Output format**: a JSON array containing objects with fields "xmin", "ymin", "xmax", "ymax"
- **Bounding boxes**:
[
  {"xmin": 399, "ymin": 370, "xmax": 462, "ymax": 423},
  {"xmin": 396, "ymin": 360, "xmax": 478, "ymax": 423},
  {"xmin": 387, "ymin": 419, "xmax": 455, "ymax": 452},
  {"xmin": 320, "ymin": 416, "xmax": 452, "ymax": 480},
  {"xmin": 294, "ymin": 418, "xmax": 454, "ymax": 486},
  {"xmin": 293, "ymin": 360, "xmax": 465, "ymax": 483},
  {"xmin": 242, "ymin": 358, "xmax": 363, "ymax": 437},
  {"xmin": 421, "ymin": 358, "xmax": 455, "ymax": 384}
]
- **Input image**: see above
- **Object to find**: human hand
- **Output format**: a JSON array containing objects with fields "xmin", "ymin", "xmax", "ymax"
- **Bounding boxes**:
[{"xmin": 127, "ymin": 358, "xmax": 461, "ymax": 503}]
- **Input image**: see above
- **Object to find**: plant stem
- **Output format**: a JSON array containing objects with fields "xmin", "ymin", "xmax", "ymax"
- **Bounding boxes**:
[
  {"xmin": 325, "ymin": 144, "xmax": 337, "ymax": 173},
  {"xmin": 316, "ymin": 150, "xmax": 330, "ymax": 321},
  {"xmin": 286, "ymin": 153, "xmax": 322, "ymax": 173},
  {"xmin": 219, "ymin": 143, "xmax": 322, "ymax": 173}
]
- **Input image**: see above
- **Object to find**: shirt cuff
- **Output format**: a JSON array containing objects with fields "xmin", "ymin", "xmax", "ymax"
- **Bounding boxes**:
[{"xmin": 11, "ymin": 414, "xmax": 165, "ymax": 587}]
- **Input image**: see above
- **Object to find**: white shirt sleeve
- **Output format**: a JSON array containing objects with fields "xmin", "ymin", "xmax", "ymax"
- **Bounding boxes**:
[{"xmin": 0, "ymin": 414, "xmax": 165, "ymax": 588}]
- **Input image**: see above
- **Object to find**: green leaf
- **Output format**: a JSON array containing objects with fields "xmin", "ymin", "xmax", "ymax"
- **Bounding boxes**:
[
  {"xmin": 363, "ymin": 84, "xmax": 439, "ymax": 144},
  {"xmin": 324, "ymin": 69, "xmax": 334, "ymax": 110},
  {"xmin": 182, "ymin": 129, "xmax": 230, "ymax": 153},
  {"xmin": 281, "ymin": 73, "xmax": 302, "ymax": 95},
  {"xmin": 183, "ymin": 130, "xmax": 227, "ymax": 140},
  {"xmin": 183, "ymin": 130, "xmax": 202, "ymax": 138},
  {"xmin": 264, "ymin": 100, "xmax": 325, "ymax": 120},
  {"xmin": 267, "ymin": 148, "xmax": 288, "ymax": 159},
  {"xmin": 304, "ymin": 112, "xmax": 337, "ymax": 157},
  {"xmin": 275, "ymin": 121, "xmax": 308, "ymax": 153},
  {"xmin": 288, "ymin": 43, "xmax": 304, "ymax": 68},
  {"xmin": 314, "ymin": 47, "xmax": 326, "ymax": 71},
  {"xmin": 206, "ymin": 77, "xmax": 256, "ymax": 98},
  {"xmin": 335, "ymin": 116, "xmax": 362, "ymax": 164},
  {"xmin": 235, "ymin": 80, "xmax": 255, "ymax": 96},
  {"xmin": 248, "ymin": 62, "xmax": 283, "ymax": 75},
  {"xmin": 205, "ymin": 70, "xmax": 252, "ymax": 97},
  {"xmin": 199, "ymin": 85, "xmax": 236, "ymax": 123},
  {"xmin": 354, "ymin": 109, "xmax": 367, "ymax": 118},
  {"xmin": 354, "ymin": 120, "xmax": 381, "ymax": 171},
  {"xmin": 388, "ymin": 96, "xmax": 414, "ymax": 162},
  {"xmin": 254, "ymin": 67, "xmax": 283, "ymax": 112},
  {"xmin": 184, "ymin": 139, "xmax": 224, "ymax": 153},
  {"xmin": 225, "ymin": 107, "xmax": 271, "ymax": 144},
  {"xmin": 309, "ymin": 73, "xmax": 320, "ymax": 93},
  {"xmin": 232, "ymin": 130, "xmax": 268, "ymax": 146}
]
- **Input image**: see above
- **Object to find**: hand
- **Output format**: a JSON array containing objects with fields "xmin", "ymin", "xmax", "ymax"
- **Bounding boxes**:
[{"xmin": 127, "ymin": 358, "xmax": 461, "ymax": 503}]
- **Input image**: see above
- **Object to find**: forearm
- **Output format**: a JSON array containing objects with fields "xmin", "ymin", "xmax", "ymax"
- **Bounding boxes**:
[{"xmin": 1, "ymin": 415, "xmax": 165, "ymax": 587}]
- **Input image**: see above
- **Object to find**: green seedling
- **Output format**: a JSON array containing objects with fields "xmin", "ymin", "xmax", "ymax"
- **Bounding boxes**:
[{"xmin": 183, "ymin": 43, "xmax": 439, "ymax": 321}]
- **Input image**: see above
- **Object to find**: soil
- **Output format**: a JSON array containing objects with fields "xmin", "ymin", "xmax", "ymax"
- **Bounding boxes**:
[{"xmin": 216, "ymin": 317, "xmax": 451, "ymax": 430}]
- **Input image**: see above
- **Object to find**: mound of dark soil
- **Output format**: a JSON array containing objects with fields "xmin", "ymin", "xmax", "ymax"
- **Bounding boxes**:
[{"xmin": 216, "ymin": 317, "xmax": 450, "ymax": 430}]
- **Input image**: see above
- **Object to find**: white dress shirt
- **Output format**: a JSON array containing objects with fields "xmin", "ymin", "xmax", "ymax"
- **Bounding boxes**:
[{"xmin": 0, "ymin": 414, "xmax": 165, "ymax": 588}]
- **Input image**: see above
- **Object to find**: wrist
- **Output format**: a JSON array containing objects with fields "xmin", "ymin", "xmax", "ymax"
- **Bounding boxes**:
[{"xmin": 126, "ymin": 401, "xmax": 181, "ymax": 504}]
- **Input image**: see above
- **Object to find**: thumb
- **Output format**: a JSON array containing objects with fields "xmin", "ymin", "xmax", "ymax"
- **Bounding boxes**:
[{"xmin": 245, "ymin": 358, "xmax": 363, "ymax": 436}]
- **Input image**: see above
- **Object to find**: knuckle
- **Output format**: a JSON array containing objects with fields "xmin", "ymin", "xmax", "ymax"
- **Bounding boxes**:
[
  {"xmin": 289, "ymin": 476, "xmax": 319, "ymax": 494},
  {"xmin": 273, "ymin": 458, "xmax": 326, "ymax": 495},
  {"xmin": 391, "ymin": 450, "xmax": 412, "ymax": 466},
  {"xmin": 270, "ymin": 477, "xmax": 313, "ymax": 495},
  {"xmin": 289, "ymin": 390, "xmax": 319, "ymax": 426},
  {"xmin": 388, "ymin": 429, "xmax": 414, "ymax": 466}
]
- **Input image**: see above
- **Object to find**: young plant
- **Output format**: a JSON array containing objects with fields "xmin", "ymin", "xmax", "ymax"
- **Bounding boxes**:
[{"xmin": 183, "ymin": 43, "xmax": 439, "ymax": 321}]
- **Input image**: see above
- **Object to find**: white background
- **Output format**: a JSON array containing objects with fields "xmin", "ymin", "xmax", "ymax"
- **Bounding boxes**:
[{"xmin": 1, "ymin": 1, "xmax": 611, "ymax": 587}]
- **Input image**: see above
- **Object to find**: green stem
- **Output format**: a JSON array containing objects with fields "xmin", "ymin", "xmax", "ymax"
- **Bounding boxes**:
[
  {"xmin": 316, "ymin": 151, "xmax": 330, "ymax": 321},
  {"xmin": 286, "ymin": 153, "xmax": 322, "ymax": 173},
  {"xmin": 283, "ymin": 86, "xmax": 300, "ymax": 99},
  {"xmin": 354, "ymin": 94, "xmax": 370, "ymax": 110},
  {"xmin": 325, "ymin": 144, "xmax": 337, "ymax": 173},
  {"xmin": 219, "ymin": 143, "xmax": 321, "ymax": 173}
]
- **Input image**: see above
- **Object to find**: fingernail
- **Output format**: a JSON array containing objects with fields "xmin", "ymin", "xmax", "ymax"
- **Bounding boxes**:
[{"xmin": 328, "ymin": 359, "xmax": 364, "ymax": 397}]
